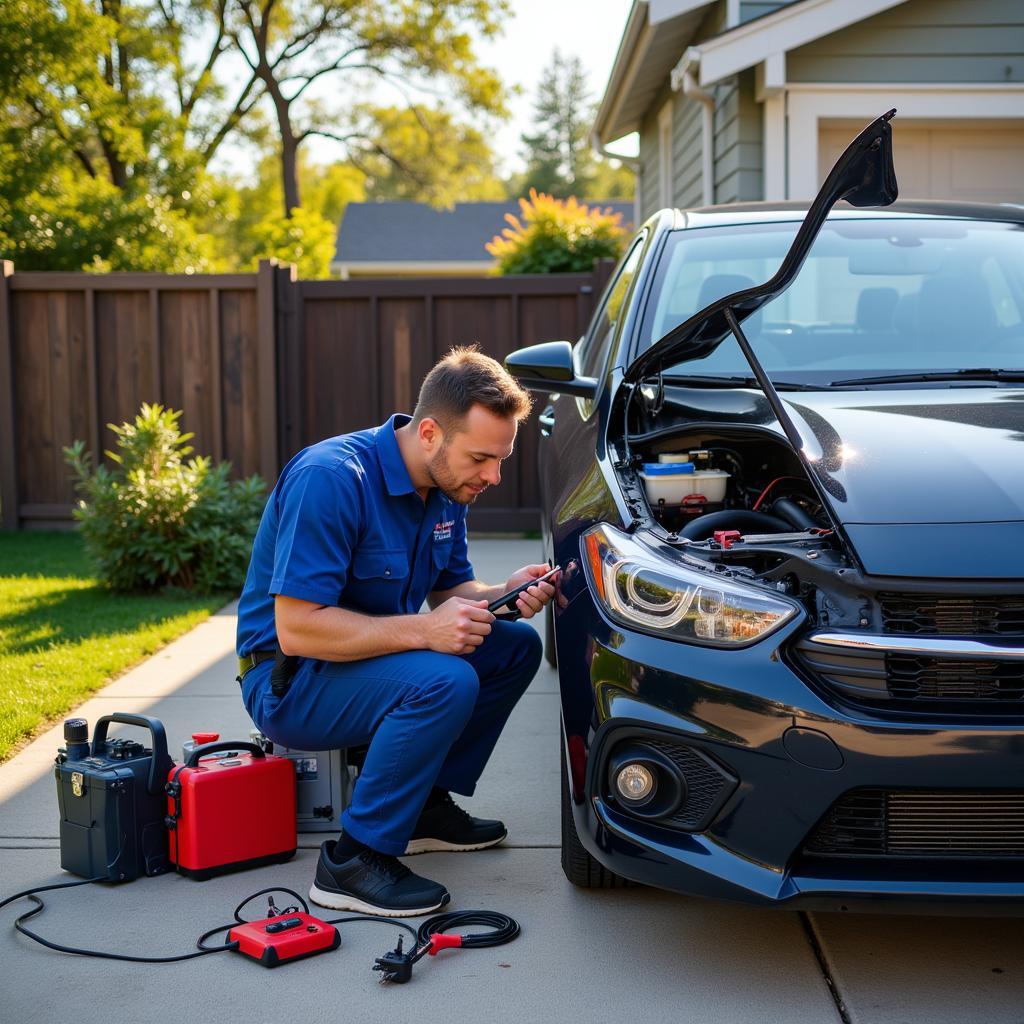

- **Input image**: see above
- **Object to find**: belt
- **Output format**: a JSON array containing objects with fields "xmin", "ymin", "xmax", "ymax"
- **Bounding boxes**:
[{"xmin": 237, "ymin": 649, "xmax": 276, "ymax": 684}]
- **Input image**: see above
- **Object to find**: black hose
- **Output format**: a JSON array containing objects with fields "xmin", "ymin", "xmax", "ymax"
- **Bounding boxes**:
[
  {"xmin": 771, "ymin": 496, "xmax": 818, "ymax": 531},
  {"xmin": 680, "ymin": 509, "xmax": 790, "ymax": 541}
]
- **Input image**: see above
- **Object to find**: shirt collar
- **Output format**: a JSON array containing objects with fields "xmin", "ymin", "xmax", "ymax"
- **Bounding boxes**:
[{"xmin": 377, "ymin": 413, "xmax": 418, "ymax": 497}]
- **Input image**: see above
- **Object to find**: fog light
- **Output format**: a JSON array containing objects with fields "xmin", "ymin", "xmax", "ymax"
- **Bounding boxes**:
[{"xmin": 616, "ymin": 763, "xmax": 655, "ymax": 802}]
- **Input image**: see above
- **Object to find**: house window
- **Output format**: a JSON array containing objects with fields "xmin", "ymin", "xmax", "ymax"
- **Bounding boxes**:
[{"xmin": 658, "ymin": 100, "xmax": 674, "ymax": 210}]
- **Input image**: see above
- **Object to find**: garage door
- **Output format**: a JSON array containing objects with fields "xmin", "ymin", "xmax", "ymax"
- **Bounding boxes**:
[{"xmin": 819, "ymin": 121, "xmax": 1024, "ymax": 203}]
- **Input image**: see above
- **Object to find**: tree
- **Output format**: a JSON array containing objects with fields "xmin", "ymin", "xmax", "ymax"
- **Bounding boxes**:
[
  {"xmin": 353, "ymin": 105, "xmax": 504, "ymax": 206},
  {"xmin": 226, "ymin": 0, "xmax": 510, "ymax": 217},
  {"xmin": 517, "ymin": 49, "xmax": 633, "ymax": 201},
  {"xmin": 486, "ymin": 189, "xmax": 626, "ymax": 274}
]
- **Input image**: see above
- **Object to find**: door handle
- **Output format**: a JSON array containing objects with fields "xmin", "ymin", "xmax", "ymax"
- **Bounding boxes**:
[{"xmin": 539, "ymin": 407, "xmax": 555, "ymax": 435}]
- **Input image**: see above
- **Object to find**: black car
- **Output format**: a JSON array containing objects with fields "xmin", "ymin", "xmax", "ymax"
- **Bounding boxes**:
[{"xmin": 506, "ymin": 112, "xmax": 1024, "ymax": 910}]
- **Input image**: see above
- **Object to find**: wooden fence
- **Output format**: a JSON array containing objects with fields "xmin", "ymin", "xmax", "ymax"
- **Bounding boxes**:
[{"xmin": 0, "ymin": 259, "xmax": 613, "ymax": 532}]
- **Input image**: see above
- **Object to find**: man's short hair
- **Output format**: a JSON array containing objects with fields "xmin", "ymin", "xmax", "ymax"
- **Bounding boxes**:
[{"xmin": 412, "ymin": 345, "xmax": 533, "ymax": 434}]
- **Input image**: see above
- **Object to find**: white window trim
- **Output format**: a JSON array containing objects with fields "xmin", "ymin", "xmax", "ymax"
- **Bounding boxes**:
[
  {"xmin": 658, "ymin": 100, "xmax": 674, "ymax": 210},
  {"xmin": 785, "ymin": 83, "xmax": 1024, "ymax": 200}
]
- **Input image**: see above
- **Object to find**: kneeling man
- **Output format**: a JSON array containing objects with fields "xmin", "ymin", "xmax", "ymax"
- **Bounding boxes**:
[{"xmin": 236, "ymin": 346, "xmax": 556, "ymax": 916}]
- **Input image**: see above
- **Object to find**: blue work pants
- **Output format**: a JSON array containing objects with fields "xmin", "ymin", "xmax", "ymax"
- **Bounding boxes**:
[{"xmin": 241, "ymin": 620, "xmax": 542, "ymax": 855}]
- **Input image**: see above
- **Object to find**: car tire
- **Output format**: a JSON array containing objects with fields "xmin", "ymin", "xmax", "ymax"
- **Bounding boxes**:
[
  {"xmin": 560, "ymin": 724, "xmax": 634, "ymax": 889},
  {"xmin": 544, "ymin": 601, "xmax": 557, "ymax": 668}
]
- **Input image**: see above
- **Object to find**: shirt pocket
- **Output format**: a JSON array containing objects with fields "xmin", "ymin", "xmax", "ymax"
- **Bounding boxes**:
[{"xmin": 351, "ymin": 547, "xmax": 410, "ymax": 582}]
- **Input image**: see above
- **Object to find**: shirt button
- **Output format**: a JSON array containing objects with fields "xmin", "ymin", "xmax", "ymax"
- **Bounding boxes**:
[{"xmin": 384, "ymin": 568, "xmax": 391, "ymax": 576}]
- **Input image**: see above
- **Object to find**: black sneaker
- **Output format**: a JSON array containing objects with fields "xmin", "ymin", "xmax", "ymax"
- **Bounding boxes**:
[
  {"xmin": 309, "ymin": 840, "xmax": 450, "ymax": 917},
  {"xmin": 404, "ymin": 792, "xmax": 508, "ymax": 855}
]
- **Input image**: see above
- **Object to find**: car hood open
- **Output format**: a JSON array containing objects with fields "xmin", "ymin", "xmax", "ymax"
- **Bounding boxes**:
[{"xmin": 624, "ymin": 110, "xmax": 898, "ymax": 386}]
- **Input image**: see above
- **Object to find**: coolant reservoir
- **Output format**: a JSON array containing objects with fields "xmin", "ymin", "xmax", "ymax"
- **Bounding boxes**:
[{"xmin": 640, "ymin": 463, "xmax": 729, "ymax": 505}]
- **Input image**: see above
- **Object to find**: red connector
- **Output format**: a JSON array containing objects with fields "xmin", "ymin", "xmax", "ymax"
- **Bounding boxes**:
[{"xmin": 427, "ymin": 932, "xmax": 463, "ymax": 956}]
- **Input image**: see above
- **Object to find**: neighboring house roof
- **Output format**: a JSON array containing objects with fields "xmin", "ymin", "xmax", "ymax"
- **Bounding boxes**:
[{"xmin": 332, "ymin": 200, "xmax": 635, "ymax": 271}]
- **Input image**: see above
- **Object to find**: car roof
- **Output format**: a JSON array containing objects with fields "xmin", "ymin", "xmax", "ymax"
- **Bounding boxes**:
[{"xmin": 670, "ymin": 199, "xmax": 1024, "ymax": 231}]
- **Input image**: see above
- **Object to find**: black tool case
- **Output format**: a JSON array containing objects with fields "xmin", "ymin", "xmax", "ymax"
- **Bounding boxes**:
[{"xmin": 54, "ymin": 713, "xmax": 174, "ymax": 881}]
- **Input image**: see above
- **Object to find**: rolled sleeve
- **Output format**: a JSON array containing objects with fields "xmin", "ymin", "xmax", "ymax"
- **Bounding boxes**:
[
  {"xmin": 433, "ymin": 511, "xmax": 475, "ymax": 591},
  {"xmin": 269, "ymin": 465, "xmax": 362, "ymax": 606}
]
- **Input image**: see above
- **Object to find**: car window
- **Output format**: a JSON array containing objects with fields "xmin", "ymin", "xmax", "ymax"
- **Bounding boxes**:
[
  {"xmin": 578, "ymin": 237, "xmax": 645, "ymax": 379},
  {"xmin": 637, "ymin": 218, "xmax": 1024, "ymax": 380}
]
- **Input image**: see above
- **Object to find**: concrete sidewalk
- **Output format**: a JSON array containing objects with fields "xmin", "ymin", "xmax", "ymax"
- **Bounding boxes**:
[{"xmin": 1, "ymin": 539, "xmax": 1021, "ymax": 1023}]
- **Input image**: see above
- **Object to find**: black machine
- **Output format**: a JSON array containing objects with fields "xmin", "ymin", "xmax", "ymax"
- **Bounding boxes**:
[{"xmin": 54, "ymin": 714, "xmax": 174, "ymax": 882}]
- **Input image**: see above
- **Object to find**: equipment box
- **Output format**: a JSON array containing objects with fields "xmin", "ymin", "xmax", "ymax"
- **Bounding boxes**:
[{"xmin": 250, "ymin": 731, "xmax": 357, "ymax": 833}]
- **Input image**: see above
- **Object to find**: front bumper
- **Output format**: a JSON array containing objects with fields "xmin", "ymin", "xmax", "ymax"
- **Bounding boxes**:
[{"xmin": 568, "ymin": 617, "xmax": 1024, "ymax": 911}]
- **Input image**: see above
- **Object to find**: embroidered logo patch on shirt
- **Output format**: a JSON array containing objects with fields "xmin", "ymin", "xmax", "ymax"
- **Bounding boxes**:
[{"xmin": 433, "ymin": 518, "xmax": 455, "ymax": 542}]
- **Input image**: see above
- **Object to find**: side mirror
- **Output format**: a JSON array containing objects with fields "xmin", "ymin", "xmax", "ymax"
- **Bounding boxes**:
[{"xmin": 505, "ymin": 341, "xmax": 598, "ymax": 399}]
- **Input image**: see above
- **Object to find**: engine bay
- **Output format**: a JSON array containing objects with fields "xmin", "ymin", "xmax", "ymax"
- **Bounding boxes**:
[{"xmin": 611, "ymin": 421, "xmax": 867, "ymax": 630}]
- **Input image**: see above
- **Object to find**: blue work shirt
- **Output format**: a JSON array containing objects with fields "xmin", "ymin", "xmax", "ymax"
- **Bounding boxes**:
[{"xmin": 236, "ymin": 414, "xmax": 475, "ymax": 657}]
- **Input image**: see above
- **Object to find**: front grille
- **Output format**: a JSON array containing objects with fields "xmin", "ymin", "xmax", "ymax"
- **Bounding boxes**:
[
  {"xmin": 880, "ymin": 593, "xmax": 1024, "ymax": 637},
  {"xmin": 794, "ymin": 638, "xmax": 1024, "ymax": 713},
  {"xmin": 887, "ymin": 654, "xmax": 1024, "ymax": 701},
  {"xmin": 804, "ymin": 789, "xmax": 1024, "ymax": 859}
]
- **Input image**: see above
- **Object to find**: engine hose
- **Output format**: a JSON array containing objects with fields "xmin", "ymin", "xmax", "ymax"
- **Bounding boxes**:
[
  {"xmin": 770, "ymin": 496, "xmax": 817, "ymax": 531},
  {"xmin": 680, "ymin": 509, "xmax": 790, "ymax": 541}
]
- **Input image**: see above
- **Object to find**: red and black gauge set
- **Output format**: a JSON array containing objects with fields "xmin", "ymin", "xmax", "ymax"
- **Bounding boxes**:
[{"xmin": 0, "ymin": 714, "xmax": 519, "ymax": 981}]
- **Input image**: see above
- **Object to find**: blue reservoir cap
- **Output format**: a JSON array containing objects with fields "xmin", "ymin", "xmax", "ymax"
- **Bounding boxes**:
[{"xmin": 642, "ymin": 462, "xmax": 694, "ymax": 475}]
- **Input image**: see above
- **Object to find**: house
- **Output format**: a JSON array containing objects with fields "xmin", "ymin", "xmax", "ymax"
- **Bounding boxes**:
[
  {"xmin": 332, "ymin": 200, "xmax": 635, "ymax": 278},
  {"xmin": 594, "ymin": 0, "xmax": 1024, "ymax": 221}
]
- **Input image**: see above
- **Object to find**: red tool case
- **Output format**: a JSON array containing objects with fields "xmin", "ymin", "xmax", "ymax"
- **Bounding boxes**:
[{"xmin": 166, "ymin": 741, "xmax": 297, "ymax": 880}]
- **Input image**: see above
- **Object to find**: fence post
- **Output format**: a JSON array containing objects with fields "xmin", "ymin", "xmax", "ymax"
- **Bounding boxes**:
[
  {"xmin": 0, "ymin": 261, "xmax": 17, "ymax": 529},
  {"xmin": 256, "ymin": 260, "xmax": 281, "ymax": 482},
  {"xmin": 274, "ymin": 263, "xmax": 299, "ymax": 467}
]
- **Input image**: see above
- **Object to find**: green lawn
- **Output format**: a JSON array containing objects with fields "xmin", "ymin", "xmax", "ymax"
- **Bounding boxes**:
[{"xmin": 0, "ymin": 532, "xmax": 230, "ymax": 761}]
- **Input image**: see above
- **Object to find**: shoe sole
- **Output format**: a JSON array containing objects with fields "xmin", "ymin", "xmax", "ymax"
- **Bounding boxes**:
[
  {"xmin": 403, "ymin": 832, "xmax": 508, "ymax": 856},
  {"xmin": 308, "ymin": 882, "xmax": 450, "ymax": 918}
]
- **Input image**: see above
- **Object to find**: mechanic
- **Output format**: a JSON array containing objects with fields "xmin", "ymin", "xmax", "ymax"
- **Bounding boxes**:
[{"xmin": 235, "ymin": 346, "xmax": 557, "ymax": 917}]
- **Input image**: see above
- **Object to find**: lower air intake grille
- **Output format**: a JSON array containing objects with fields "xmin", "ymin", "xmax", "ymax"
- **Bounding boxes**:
[{"xmin": 804, "ymin": 789, "xmax": 1024, "ymax": 859}]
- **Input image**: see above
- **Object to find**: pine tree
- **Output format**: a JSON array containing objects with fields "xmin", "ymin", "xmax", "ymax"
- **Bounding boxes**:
[{"xmin": 517, "ymin": 50, "xmax": 633, "ymax": 200}]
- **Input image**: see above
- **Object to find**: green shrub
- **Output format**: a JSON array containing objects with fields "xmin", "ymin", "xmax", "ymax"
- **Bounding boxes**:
[
  {"xmin": 486, "ymin": 188, "xmax": 627, "ymax": 274},
  {"xmin": 63, "ymin": 404, "xmax": 266, "ymax": 593}
]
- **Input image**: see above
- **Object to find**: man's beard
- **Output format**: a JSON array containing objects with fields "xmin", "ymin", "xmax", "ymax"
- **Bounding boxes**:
[{"xmin": 427, "ymin": 444, "xmax": 480, "ymax": 505}]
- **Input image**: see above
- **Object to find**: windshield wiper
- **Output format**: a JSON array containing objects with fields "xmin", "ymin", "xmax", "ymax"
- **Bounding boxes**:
[
  {"xmin": 662, "ymin": 374, "xmax": 821, "ymax": 391},
  {"xmin": 831, "ymin": 368, "xmax": 1024, "ymax": 387}
]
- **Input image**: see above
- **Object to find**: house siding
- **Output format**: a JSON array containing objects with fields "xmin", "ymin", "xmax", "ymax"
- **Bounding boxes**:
[
  {"xmin": 713, "ymin": 70, "xmax": 763, "ymax": 203},
  {"xmin": 673, "ymin": 94, "xmax": 705, "ymax": 209},
  {"xmin": 788, "ymin": 0, "xmax": 1024, "ymax": 83},
  {"xmin": 638, "ymin": 94, "xmax": 663, "ymax": 219}
]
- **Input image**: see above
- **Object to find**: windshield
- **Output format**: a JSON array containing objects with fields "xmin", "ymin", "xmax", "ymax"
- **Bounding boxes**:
[{"xmin": 638, "ymin": 217, "xmax": 1024, "ymax": 383}]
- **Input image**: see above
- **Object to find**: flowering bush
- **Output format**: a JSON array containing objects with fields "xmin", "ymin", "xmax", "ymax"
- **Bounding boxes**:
[
  {"xmin": 486, "ymin": 189, "xmax": 627, "ymax": 274},
  {"xmin": 64, "ymin": 404, "xmax": 266, "ymax": 593}
]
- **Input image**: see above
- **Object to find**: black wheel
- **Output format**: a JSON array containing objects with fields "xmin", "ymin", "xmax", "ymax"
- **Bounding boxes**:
[
  {"xmin": 560, "ymin": 724, "xmax": 633, "ymax": 889},
  {"xmin": 544, "ymin": 601, "xmax": 557, "ymax": 668}
]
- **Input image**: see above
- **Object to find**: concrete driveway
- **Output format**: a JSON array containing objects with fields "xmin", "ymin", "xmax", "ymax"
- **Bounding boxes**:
[{"xmin": 1, "ymin": 539, "xmax": 1021, "ymax": 1023}]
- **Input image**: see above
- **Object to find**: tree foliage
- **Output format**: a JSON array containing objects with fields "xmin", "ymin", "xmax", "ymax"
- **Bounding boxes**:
[
  {"xmin": 0, "ymin": 0, "xmax": 514, "ymax": 270},
  {"xmin": 227, "ymin": 0, "xmax": 510, "ymax": 216},
  {"xmin": 486, "ymin": 189, "xmax": 626, "ymax": 274},
  {"xmin": 64, "ymin": 403, "xmax": 266, "ymax": 593},
  {"xmin": 516, "ymin": 49, "xmax": 633, "ymax": 201},
  {"xmin": 352, "ymin": 105, "xmax": 504, "ymax": 206}
]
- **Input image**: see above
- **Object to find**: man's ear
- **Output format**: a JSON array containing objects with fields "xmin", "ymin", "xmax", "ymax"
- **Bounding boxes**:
[{"xmin": 417, "ymin": 416, "xmax": 443, "ymax": 453}]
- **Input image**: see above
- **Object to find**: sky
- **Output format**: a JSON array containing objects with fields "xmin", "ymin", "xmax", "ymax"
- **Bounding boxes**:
[
  {"xmin": 213, "ymin": 0, "xmax": 637, "ymax": 181},
  {"xmin": 473, "ymin": 0, "xmax": 637, "ymax": 174}
]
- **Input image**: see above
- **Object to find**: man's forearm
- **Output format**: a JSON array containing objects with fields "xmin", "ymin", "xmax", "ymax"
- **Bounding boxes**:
[
  {"xmin": 428, "ymin": 578, "xmax": 502, "ymax": 608},
  {"xmin": 276, "ymin": 599, "xmax": 427, "ymax": 662}
]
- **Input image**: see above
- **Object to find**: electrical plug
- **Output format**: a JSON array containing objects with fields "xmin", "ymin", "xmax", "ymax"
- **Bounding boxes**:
[{"xmin": 372, "ymin": 934, "xmax": 415, "ymax": 984}]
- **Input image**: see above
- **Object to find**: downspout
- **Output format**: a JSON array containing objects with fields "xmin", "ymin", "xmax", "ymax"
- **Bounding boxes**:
[
  {"xmin": 591, "ymin": 131, "xmax": 642, "ymax": 228},
  {"xmin": 671, "ymin": 47, "xmax": 714, "ymax": 207}
]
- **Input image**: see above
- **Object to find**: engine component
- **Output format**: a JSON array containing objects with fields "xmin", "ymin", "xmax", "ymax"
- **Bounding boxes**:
[{"xmin": 680, "ymin": 509, "xmax": 790, "ymax": 541}]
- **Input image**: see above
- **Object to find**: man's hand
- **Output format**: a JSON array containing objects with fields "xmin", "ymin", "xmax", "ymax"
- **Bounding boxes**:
[
  {"xmin": 501, "ymin": 564, "xmax": 560, "ymax": 620},
  {"xmin": 423, "ymin": 597, "xmax": 495, "ymax": 655}
]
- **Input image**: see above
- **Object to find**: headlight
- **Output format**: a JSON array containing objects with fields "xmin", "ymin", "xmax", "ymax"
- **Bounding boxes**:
[{"xmin": 581, "ymin": 523, "xmax": 799, "ymax": 647}]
